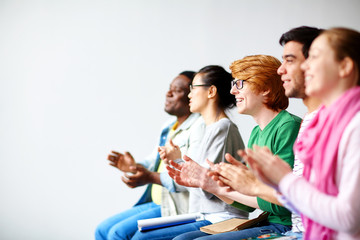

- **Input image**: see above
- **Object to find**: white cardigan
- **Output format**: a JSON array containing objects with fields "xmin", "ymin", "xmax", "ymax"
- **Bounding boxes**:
[{"xmin": 279, "ymin": 112, "xmax": 360, "ymax": 240}]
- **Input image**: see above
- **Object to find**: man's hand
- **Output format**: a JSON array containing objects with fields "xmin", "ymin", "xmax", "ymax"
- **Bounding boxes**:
[
  {"xmin": 210, "ymin": 153, "xmax": 262, "ymax": 196},
  {"xmin": 107, "ymin": 151, "xmax": 136, "ymax": 173},
  {"xmin": 241, "ymin": 146, "xmax": 292, "ymax": 189},
  {"xmin": 121, "ymin": 164, "xmax": 160, "ymax": 188}
]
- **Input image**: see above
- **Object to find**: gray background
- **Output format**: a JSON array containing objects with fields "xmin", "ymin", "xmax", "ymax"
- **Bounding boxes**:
[{"xmin": 1, "ymin": 0, "xmax": 360, "ymax": 239}]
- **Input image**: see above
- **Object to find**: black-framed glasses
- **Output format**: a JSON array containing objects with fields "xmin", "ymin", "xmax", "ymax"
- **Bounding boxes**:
[
  {"xmin": 190, "ymin": 84, "xmax": 211, "ymax": 91},
  {"xmin": 231, "ymin": 79, "xmax": 247, "ymax": 90}
]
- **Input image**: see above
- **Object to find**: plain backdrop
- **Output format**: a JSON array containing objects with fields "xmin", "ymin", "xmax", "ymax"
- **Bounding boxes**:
[{"xmin": 1, "ymin": 0, "xmax": 360, "ymax": 239}]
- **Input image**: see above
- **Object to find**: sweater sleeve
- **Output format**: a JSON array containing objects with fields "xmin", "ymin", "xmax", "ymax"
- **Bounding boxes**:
[
  {"xmin": 201, "ymin": 121, "xmax": 244, "ymax": 199},
  {"xmin": 279, "ymin": 113, "xmax": 360, "ymax": 234}
]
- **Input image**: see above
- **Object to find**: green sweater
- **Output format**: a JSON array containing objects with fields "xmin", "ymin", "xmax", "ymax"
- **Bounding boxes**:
[{"xmin": 232, "ymin": 110, "xmax": 301, "ymax": 226}]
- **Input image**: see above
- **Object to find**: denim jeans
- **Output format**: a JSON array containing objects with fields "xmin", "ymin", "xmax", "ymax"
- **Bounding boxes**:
[
  {"xmin": 173, "ymin": 222, "xmax": 291, "ymax": 240},
  {"xmin": 283, "ymin": 231, "xmax": 303, "ymax": 239},
  {"xmin": 131, "ymin": 220, "xmax": 212, "ymax": 240},
  {"xmin": 95, "ymin": 202, "xmax": 161, "ymax": 240}
]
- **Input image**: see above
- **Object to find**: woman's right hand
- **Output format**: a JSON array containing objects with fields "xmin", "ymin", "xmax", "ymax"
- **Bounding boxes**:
[{"xmin": 158, "ymin": 139, "xmax": 181, "ymax": 164}]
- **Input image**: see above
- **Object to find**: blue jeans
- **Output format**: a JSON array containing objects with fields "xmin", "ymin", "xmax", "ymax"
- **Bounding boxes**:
[
  {"xmin": 95, "ymin": 202, "xmax": 161, "ymax": 240},
  {"xmin": 283, "ymin": 231, "xmax": 303, "ymax": 239},
  {"xmin": 131, "ymin": 220, "xmax": 212, "ymax": 240},
  {"xmin": 173, "ymin": 222, "xmax": 291, "ymax": 240}
]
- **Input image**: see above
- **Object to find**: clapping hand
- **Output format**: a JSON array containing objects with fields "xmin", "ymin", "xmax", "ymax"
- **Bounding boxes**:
[
  {"xmin": 107, "ymin": 151, "xmax": 136, "ymax": 173},
  {"xmin": 158, "ymin": 139, "xmax": 181, "ymax": 165}
]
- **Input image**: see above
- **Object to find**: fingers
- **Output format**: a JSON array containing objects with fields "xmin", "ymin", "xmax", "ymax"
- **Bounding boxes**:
[
  {"xmin": 111, "ymin": 150, "xmax": 121, "ymax": 155},
  {"xmin": 239, "ymin": 148, "xmax": 254, "ymax": 167},
  {"xmin": 237, "ymin": 149, "xmax": 247, "ymax": 159},
  {"xmin": 206, "ymin": 159, "xmax": 215, "ymax": 169},
  {"xmin": 210, "ymin": 173, "xmax": 219, "ymax": 182},
  {"xmin": 243, "ymin": 149, "xmax": 256, "ymax": 170},
  {"xmin": 217, "ymin": 176, "xmax": 231, "ymax": 188},
  {"xmin": 213, "ymin": 162, "xmax": 237, "ymax": 179},
  {"xmin": 158, "ymin": 147, "xmax": 168, "ymax": 162},
  {"xmin": 108, "ymin": 151, "xmax": 122, "ymax": 162},
  {"xmin": 121, "ymin": 176, "xmax": 137, "ymax": 188},
  {"xmin": 169, "ymin": 160, "xmax": 182, "ymax": 171},
  {"xmin": 224, "ymin": 153, "xmax": 245, "ymax": 168},
  {"xmin": 166, "ymin": 165, "xmax": 180, "ymax": 180},
  {"xmin": 246, "ymin": 147, "xmax": 271, "ymax": 170},
  {"xmin": 182, "ymin": 155, "xmax": 192, "ymax": 162},
  {"xmin": 158, "ymin": 146, "xmax": 166, "ymax": 154},
  {"xmin": 109, "ymin": 162, "xmax": 117, "ymax": 168},
  {"xmin": 124, "ymin": 151, "xmax": 135, "ymax": 161},
  {"xmin": 251, "ymin": 145, "xmax": 271, "ymax": 162},
  {"xmin": 169, "ymin": 139, "xmax": 176, "ymax": 147},
  {"xmin": 257, "ymin": 145, "xmax": 272, "ymax": 154},
  {"xmin": 166, "ymin": 165, "xmax": 189, "ymax": 187},
  {"xmin": 123, "ymin": 172, "xmax": 136, "ymax": 179}
]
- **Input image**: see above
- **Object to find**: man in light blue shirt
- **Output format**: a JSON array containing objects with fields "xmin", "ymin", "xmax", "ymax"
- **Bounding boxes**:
[{"xmin": 95, "ymin": 71, "xmax": 205, "ymax": 240}]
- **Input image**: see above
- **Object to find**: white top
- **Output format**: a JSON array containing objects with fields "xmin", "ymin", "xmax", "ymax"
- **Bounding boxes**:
[
  {"xmin": 279, "ymin": 112, "xmax": 360, "ymax": 240},
  {"xmin": 291, "ymin": 110, "xmax": 318, "ymax": 232}
]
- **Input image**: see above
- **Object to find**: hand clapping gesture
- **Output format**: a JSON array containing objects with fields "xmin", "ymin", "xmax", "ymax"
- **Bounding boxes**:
[
  {"xmin": 209, "ymin": 152, "xmax": 262, "ymax": 196},
  {"xmin": 107, "ymin": 151, "xmax": 136, "ymax": 173},
  {"xmin": 166, "ymin": 155, "xmax": 219, "ymax": 194},
  {"xmin": 240, "ymin": 145, "xmax": 292, "ymax": 189},
  {"xmin": 158, "ymin": 139, "xmax": 181, "ymax": 165},
  {"xmin": 107, "ymin": 150, "xmax": 159, "ymax": 188}
]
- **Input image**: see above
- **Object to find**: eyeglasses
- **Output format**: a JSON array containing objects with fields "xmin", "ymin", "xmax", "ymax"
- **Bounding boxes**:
[
  {"xmin": 231, "ymin": 79, "xmax": 247, "ymax": 90},
  {"xmin": 189, "ymin": 84, "xmax": 211, "ymax": 91}
]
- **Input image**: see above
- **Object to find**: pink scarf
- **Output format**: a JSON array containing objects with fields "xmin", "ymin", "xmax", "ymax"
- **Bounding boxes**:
[{"xmin": 294, "ymin": 86, "xmax": 360, "ymax": 240}]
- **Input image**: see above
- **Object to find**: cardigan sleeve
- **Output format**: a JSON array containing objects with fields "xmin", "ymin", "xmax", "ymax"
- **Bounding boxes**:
[{"xmin": 279, "ymin": 112, "xmax": 360, "ymax": 234}]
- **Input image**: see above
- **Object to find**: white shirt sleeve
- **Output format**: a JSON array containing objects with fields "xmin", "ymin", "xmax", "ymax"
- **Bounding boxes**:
[{"xmin": 279, "ymin": 112, "xmax": 360, "ymax": 235}]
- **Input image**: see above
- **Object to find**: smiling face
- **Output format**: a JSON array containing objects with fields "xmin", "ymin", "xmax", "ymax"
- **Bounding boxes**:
[
  {"xmin": 277, "ymin": 41, "xmax": 307, "ymax": 99},
  {"xmin": 230, "ymin": 80, "xmax": 265, "ymax": 116},
  {"xmin": 164, "ymin": 75, "xmax": 191, "ymax": 117},
  {"xmin": 301, "ymin": 35, "xmax": 340, "ymax": 102},
  {"xmin": 188, "ymin": 73, "xmax": 210, "ymax": 114}
]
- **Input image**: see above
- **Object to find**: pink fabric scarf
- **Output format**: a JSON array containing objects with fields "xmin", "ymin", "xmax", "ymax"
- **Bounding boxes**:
[{"xmin": 294, "ymin": 86, "xmax": 360, "ymax": 240}]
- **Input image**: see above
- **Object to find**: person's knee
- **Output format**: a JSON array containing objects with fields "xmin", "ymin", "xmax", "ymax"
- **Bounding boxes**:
[
  {"xmin": 173, "ymin": 233, "xmax": 194, "ymax": 240},
  {"xmin": 173, "ymin": 235, "xmax": 184, "ymax": 240},
  {"xmin": 107, "ymin": 227, "xmax": 129, "ymax": 240},
  {"xmin": 130, "ymin": 231, "xmax": 144, "ymax": 240},
  {"xmin": 95, "ymin": 222, "xmax": 109, "ymax": 240}
]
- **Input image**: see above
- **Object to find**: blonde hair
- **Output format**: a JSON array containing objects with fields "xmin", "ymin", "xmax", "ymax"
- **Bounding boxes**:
[{"xmin": 229, "ymin": 55, "xmax": 288, "ymax": 111}]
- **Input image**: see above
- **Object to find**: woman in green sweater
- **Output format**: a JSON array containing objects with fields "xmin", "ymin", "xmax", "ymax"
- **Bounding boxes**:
[{"xmin": 169, "ymin": 55, "xmax": 301, "ymax": 239}]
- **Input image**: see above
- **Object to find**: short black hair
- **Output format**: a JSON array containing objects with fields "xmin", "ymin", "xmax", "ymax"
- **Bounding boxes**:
[
  {"xmin": 279, "ymin": 26, "xmax": 323, "ymax": 58},
  {"xmin": 179, "ymin": 71, "xmax": 196, "ymax": 82}
]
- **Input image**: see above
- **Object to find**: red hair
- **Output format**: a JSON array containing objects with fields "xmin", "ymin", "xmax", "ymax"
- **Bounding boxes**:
[{"xmin": 229, "ymin": 55, "xmax": 288, "ymax": 111}]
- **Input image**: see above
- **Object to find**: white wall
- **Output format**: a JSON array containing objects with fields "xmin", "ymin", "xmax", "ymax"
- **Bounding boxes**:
[{"xmin": 0, "ymin": 0, "xmax": 359, "ymax": 239}]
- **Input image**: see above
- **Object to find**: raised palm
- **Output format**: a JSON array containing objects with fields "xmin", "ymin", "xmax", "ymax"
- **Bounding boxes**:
[{"xmin": 107, "ymin": 151, "xmax": 136, "ymax": 172}]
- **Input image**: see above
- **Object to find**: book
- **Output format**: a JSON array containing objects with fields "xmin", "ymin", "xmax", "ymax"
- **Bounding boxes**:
[
  {"xmin": 200, "ymin": 212, "xmax": 269, "ymax": 235},
  {"xmin": 137, "ymin": 212, "xmax": 202, "ymax": 232}
]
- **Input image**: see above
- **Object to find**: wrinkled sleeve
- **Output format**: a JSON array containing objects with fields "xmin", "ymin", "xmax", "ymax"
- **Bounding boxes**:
[{"xmin": 279, "ymin": 113, "xmax": 360, "ymax": 234}]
